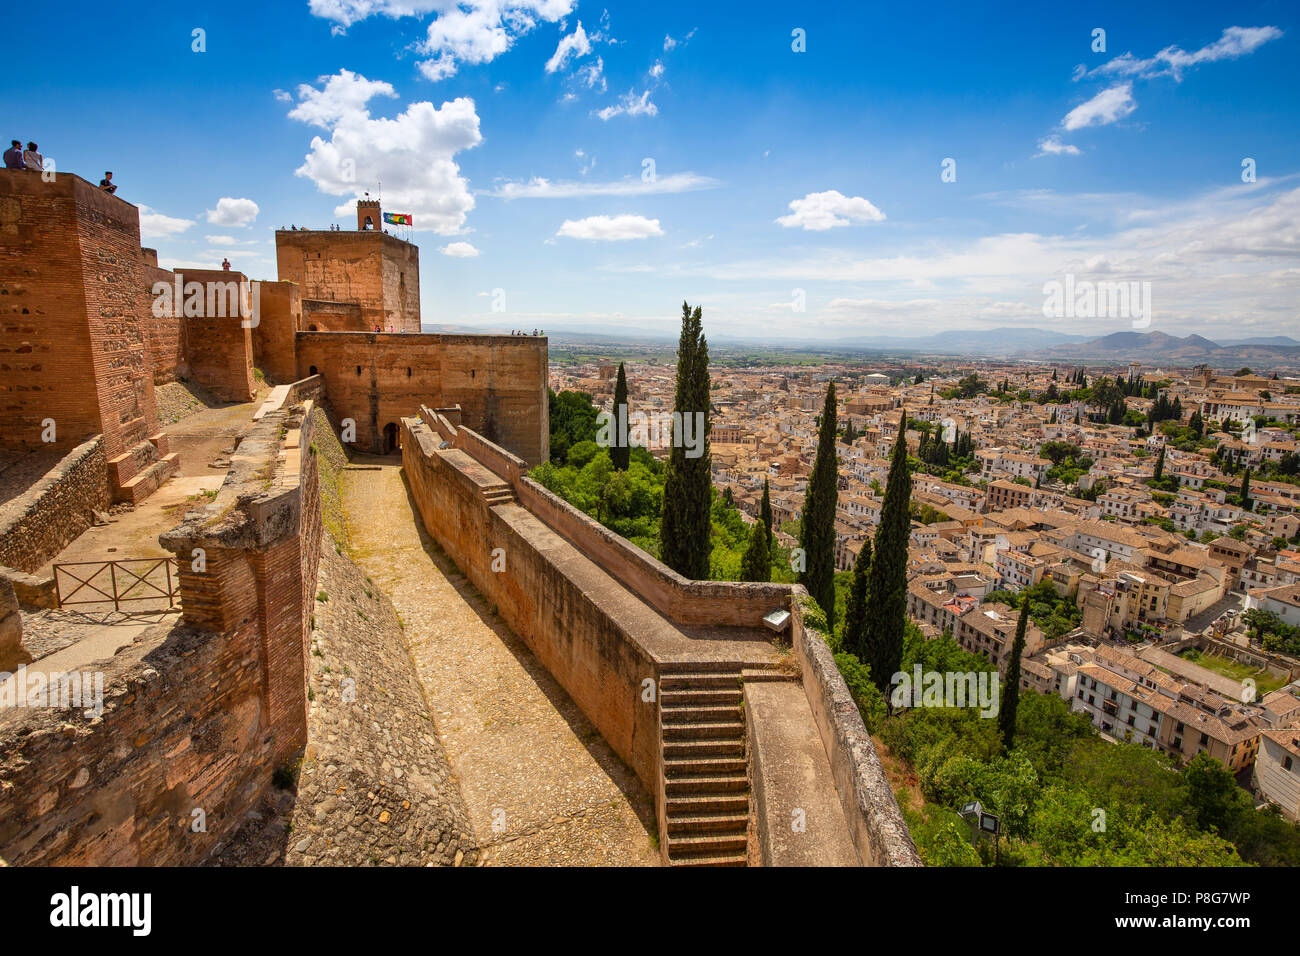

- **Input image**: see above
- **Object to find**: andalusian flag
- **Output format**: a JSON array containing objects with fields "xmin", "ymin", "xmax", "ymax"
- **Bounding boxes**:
[{"xmin": 383, "ymin": 212, "xmax": 413, "ymax": 226}]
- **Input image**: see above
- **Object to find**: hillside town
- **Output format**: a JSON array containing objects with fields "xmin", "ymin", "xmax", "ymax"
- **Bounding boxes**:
[{"xmin": 553, "ymin": 356, "xmax": 1300, "ymax": 821}]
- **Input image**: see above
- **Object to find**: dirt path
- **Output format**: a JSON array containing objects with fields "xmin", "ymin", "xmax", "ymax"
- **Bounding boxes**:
[{"xmin": 341, "ymin": 456, "xmax": 658, "ymax": 866}]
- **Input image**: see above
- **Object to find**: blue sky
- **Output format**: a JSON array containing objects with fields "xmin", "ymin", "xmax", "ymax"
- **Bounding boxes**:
[{"xmin": 7, "ymin": 1, "xmax": 1299, "ymax": 341}]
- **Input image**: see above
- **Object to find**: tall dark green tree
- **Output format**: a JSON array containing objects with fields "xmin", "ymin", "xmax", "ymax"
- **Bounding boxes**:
[
  {"xmin": 1152, "ymin": 445, "xmax": 1165, "ymax": 482},
  {"xmin": 1000, "ymin": 600, "xmax": 1030, "ymax": 750},
  {"xmin": 739, "ymin": 519, "xmax": 771, "ymax": 582},
  {"xmin": 1240, "ymin": 467, "xmax": 1252, "ymax": 512},
  {"xmin": 610, "ymin": 361, "xmax": 630, "ymax": 471},
  {"xmin": 843, "ymin": 538, "xmax": 872, "ymax": 660},
  {"xmin": 800, "ymin": 381, "xmax": 839, "ymax": 629},
  {"xmin": 759, "ymin": 477, "xmax": 774, "ymax": 552},
  {"xmin": 659, "ymin": 302, "xmax": 712, "ymax": 579},
  {"xmin": 862, "ymin": 424, "xmax": 912, "ymax": 693}
]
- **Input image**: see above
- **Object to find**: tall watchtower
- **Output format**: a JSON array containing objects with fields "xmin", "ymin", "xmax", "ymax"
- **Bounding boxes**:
[{"xmin": 357, "ymin": 198, "xmax": 381, "ymax": 232}]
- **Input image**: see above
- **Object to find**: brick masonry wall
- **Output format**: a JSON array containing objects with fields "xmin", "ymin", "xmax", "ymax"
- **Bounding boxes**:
[
  {"xmin": 252, "ymin": 281, "xmax": 300, "ymax": 384},
  {"xmin": 0, "ymin": 617, "xmax": 276, "ymax": 865},
  {"xmin": 295, "ymin": 332, "xmax": 548, "ymax": 463},
  {"xmin": 0, "ymin": 171, "xmax": 158, "ymax": 480},
  {"xmin": 140, "ymin": 263, "xmax": 186, "ymax": 384},
  {"xmin": 275, "ymin": 231, "xmax": 420, "ymax": 332},
  {"xmin": 0, "ymin": 435, "xmax": 110, "ymax": 573},
  {"xmin": 172, "ymin": 269, "xmax": 255, "ymax": 402}
]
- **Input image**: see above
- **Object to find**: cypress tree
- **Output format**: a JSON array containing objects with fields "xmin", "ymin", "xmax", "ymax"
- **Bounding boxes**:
[
  {"xmin": 800, "ymin": 381, "xmax": 839, "ymax": 629},
  {"xmin": 844, "ymin": 538, "xmax": 872, "ymax": 660},
  {"xmin": 759, "ymin": 477, "xmax": 774, "ymax": 551},
  {"xmin": 1000, "ymin": 600, "xmax": 1030, "ymax": 750},
  {"xmin": 1241, "ymin": 468, "xmax": 1252, "ymax": 512},
  {"xmin": 863, "ymin": 424, "xmax": 912, "ymax": 694},
  {"xmin": 1152, "ymin": 445, "xmax": 1165, "ymax": 482},
  {"xmin": 739, "ymin": 520, "xmax": 771, "ymax": 582},
  {"xmin": 611, "ymin": 361, "xmax": 630, "ymax": 471},
  {"xmin": 660, "ymin": 302, "xmax": 712, "ymax": 579}
]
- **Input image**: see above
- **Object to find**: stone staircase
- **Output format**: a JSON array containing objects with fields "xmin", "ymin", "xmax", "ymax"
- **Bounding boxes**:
[
  {"xmin": 659, "ymin": 659, "xmax": 788, "ymax": 866},
  {"xmin": 480, "ymin": 481, "xmax": 515, "ymax": 508}
]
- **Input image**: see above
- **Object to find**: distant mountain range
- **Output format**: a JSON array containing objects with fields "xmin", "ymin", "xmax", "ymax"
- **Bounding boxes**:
[
  {"xmin": 421, "ymin": 322, "xmax": 1300, "ymax": 369},
  {"xmin": 1028, "ymin": 330, "xmax": 1300, "ymax": 367}
]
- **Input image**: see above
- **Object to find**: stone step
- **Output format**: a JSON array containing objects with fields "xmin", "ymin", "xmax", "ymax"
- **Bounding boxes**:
[
  {"xmin": 660, "ymin": 703, "xmax": 740, "ymax": 725},
  {"xmin": 667, "ymin": 832, "xmax": 748, "ymax": 856},
  {"xmin": 662, "ymin": 720, "xmax": 744, "ymax": 742},
  {"xmin": 659, "ymin": 687, "xmax": 743, "ymax": 707},
  {"xmin": 660, "ymin": 659, "xmax": 751, "ymax": 675},
  {"xmin": 667, "ymin": 852, "xmax": 747, "ymax": 867},
  {"xmin": 666, "ymin": 793, "xmax": 749, "ymax": 816},
  {"xmin": 664, "ymin": 773, "xmax": 748, "ymax": 795},
  {"xmin": 662, "ymin": 739, "xmax": 744, "ymax": 759},
  {"xmin": 664, "ymin": 755, "xmax": 746, "ymax": 776},
  {"xmin": 740, "ymin": 666, "xmax": 797, "ymax": 684},
  {"xmin": 660, "ymin": 672, "xmax": 743, "ymax": 691},
  {"xmin": 666, "ymin": 811, "xmax": 749, "ymax": 835}
]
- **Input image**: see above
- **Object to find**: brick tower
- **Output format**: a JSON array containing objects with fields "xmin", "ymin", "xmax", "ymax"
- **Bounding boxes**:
[{"xmin": 357, "ymin": 198, "xmax": 381, "ymax": 232}]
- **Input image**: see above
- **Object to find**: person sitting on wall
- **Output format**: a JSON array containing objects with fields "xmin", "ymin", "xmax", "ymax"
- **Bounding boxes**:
[
  {"xmin": 4, "ymin": 141, "xmax": 24, "ymax": 169},
  {"xmin": 99, "ymin": 171, "xmax": 116, "ymax": 193},
  {"xmin": 221, "ymin": 257, "xmax": 231, "ymax": 271},
  {"xmin": 22, "ymin": 142, "xmax": 42, "ymax": 172}
]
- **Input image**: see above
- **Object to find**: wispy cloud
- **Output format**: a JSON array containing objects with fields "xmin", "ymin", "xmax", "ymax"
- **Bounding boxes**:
[
  {"xmin": 1061, "ymin": 83, "xmax": 1137, "ymax": 131},
  {"xmin": 1077, "ymin": 25, "xmax": 1283, "ymax": 82},
  {"xmin": 491, "ymin": 172, "xmax": 720, "ymax": 199}
]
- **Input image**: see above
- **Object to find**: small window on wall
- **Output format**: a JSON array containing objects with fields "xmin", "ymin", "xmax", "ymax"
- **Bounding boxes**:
[
  {"xmin": 309, "ymin": 366, "xmax": 318, "ymax": 376},
  {"xmin": 356, "ymin": 365, "xmax": 362, "ymax": 376},
  {"xmin": 407, "ymin": 367, "xmax": 412, "ymax": 377},
  {"xmin": 471, "ymin": 369, "xmax": 476, "ymax": 379}
]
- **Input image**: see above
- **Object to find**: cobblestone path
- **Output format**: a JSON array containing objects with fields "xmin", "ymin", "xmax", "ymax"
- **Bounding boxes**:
[{"xmin": 343, "ymin": 457, "xmax": 658, "ymax": 866}]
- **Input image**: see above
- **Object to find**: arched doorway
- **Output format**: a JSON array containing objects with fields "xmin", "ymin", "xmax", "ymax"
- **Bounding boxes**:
[{"xmin": 382, "ymin": 422, "xmax": 400, "ymax": 454}]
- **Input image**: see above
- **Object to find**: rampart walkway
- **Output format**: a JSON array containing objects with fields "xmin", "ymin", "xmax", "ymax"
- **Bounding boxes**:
[{"xmin": 342, "ymin": 456, "xmax": 659, "ymax": 865}]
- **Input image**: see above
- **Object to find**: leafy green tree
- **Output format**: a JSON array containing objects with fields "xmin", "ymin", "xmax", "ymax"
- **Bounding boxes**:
[
  {"xmin": 660, "ymin": 302, "xmax": 712, "ymax": 579},
  {"xmin": 800, "ymin": 381, "xmax": 839, "ymax": 629},
  {"xmin": 842, "ymin": 538, "xmax": 872, "ymax": 660},
  {"xmin": 548, "ymin": 389, "xmax": 600, "ymax": 463},
  {"xmin": 610, "ymin": 362, "xmax": 630, "ymax": 471},
  {"xmin": 999, "ymin": 601, "xmax": 1029, "ymax": 749},
  {"xmin": 1181, "ymin": 753, "xmax": 1248, "ymax": 835},
  {"xmin": 739, "ymin": 519, "xmax": 771, "ymax": 582},
  {"xmin": 862, "ymin": 425, "xmax": 912, "ymax": 693}
]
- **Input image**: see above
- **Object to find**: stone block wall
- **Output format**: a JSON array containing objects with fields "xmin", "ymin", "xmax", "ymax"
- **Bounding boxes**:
[
  {"xmin": 0, "ymin": 436, "xmax": 110, "ymax": 573},
  {"xmin": 296, "ymin": 332, "xmax": 548, "ymax": 463},
  {"xmin": 171, "ymin": 269, "xmax": 256, "ymax": 402}
]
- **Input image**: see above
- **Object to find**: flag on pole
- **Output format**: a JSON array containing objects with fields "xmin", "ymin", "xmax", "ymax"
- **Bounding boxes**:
[{"xmin": 383, "ymin": 212, "xmax": 413, "ymax": 226}]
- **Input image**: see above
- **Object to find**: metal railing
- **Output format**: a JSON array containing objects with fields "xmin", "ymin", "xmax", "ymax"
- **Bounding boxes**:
[{"xmin": 53, "ymin": 557, "xmax": 180, "ymax": 611}]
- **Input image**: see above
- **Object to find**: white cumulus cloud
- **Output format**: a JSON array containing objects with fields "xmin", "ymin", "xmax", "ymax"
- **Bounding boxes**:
[
  {"xmin": 138, "ymin": 205, "xmax": 194, "ymax": 240},
  {"xmin": 1035, "ymin": 136, "xmax": 1082, "ymax": 157},
  {"xmin": 287, "ymin": 70, "xmax": 483, "ymax": 235},
  {"xmin": 1061, "ymin": 83, "xmax": 1137, "ymax": 131},
  {"xmin": 556, "ymin": 214, "xmax": 663, "ymax": 240},
  {"xmin": 204, "ymin": 197, "xmax": 260, "ymax": 227},
  {"xmin": 775, "ymin": 190, "xmax": 886, "ymax": 231},
  {"xmin": 440, "ymin": 241, "xmax": 480, "ymax": 257}
]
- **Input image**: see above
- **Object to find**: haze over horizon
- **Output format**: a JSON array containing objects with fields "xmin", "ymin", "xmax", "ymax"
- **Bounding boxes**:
[{"xmin": 9, "ymin": 1, "xmax": 1298, "ymax": 342}]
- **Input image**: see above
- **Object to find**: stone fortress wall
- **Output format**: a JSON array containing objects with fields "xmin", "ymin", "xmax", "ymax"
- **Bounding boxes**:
[
  {"xmin": 402, "ymin": 406, "xmax": 920, "ymax": 867},
  {"xmin": 0, "ymin": 390, "xmax": 321, "ymax": 864}
]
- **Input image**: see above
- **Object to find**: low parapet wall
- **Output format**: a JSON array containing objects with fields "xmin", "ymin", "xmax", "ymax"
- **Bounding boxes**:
[
  {"xmin": 0, "ymin": 436, "xmax": 110, "ymax": 574},
  {"xmin": 790, "ymin": 594, "xmax": 922, "ymax": 867}
]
